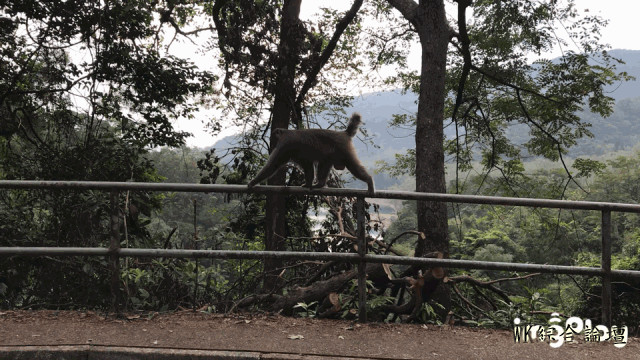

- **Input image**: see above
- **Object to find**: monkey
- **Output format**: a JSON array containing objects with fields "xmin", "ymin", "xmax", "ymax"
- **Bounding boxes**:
[{"xmin": 247, "ymin": 113, "xmax": 375, "ymax": 194}]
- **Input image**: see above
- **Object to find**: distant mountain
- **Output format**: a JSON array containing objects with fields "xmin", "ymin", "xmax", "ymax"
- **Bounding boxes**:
[
  {"xmin": 564, "ymin": 96, "xmax": 640, "ymax": 156},
  {"xmin": 603, "ymin": 50, "xmax": 640, "ymax": 101},
  {"xmin": 525, "ymin": 49, "xmax": 640, "ymax": 157},
  {"xmin": 344, "ymin": 49, "xmax": 640, "ymax": 163}
]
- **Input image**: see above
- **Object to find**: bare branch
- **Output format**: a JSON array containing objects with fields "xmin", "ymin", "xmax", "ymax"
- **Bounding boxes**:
[
  {"xmin": 381, "ymin": 230, "xmax": 424, "ymax": 255},
  {"xmin": 451, "ymin": 282, "xmax": 486, "ymax": 314},
  {"xmin": 448, "ymin": 272, "xmax": 541, "ymax": 286},
  {"xmin": 446, "ymin": 272, "xmax": 543, "ymax": 304}
]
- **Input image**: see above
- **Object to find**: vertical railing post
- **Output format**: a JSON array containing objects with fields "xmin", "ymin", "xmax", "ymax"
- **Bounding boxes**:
[
  {"xmin": 356, "ymin": 196, "xmax": 367, "ymax": 323},
  {"xmin": 109, "ymin": 191, "xmax": 121, "ymax": 314},
  {"xmin": 601, "ymin": 209, "xmax": 612, "ymax": 328},
  {"xmin": 193, "ymin": 198, "xmax": 199, "ymax": 312}
]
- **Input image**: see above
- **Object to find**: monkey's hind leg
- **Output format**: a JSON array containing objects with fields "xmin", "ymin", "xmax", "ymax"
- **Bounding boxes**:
[
  {"xmin": 298, "ymin": 160, "xmax": 315, "ymax": 189},
  {"xmin": 312, "ymin": 161, "xmax": 333, "ymax": 189}
]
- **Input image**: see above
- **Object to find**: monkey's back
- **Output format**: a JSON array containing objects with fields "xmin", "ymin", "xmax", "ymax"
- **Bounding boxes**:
[{"xmin": 276, "ymin": 128, "xmax": 354, "ymax": 162}]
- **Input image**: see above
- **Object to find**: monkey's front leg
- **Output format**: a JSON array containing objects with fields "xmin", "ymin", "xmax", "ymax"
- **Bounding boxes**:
[{"xmin": 346, "ymin": 162, "xmax": 375, "ymax": 195}]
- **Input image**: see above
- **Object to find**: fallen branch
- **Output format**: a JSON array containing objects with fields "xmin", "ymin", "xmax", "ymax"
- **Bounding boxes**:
[
  {"xmin": 384, "ymin": 230, "xmax": 424, "ymax": 255},
  {"xmin": 447, "ymin": 272, "xmax": 541, "ymax": 285},
  {"xmin": 445, "ymin": 273, "xmax": 543, "ymax": 305},
  {"xmin": 374, "ymin": 239, "xmax": 406, "ymax": 256},
  {"xmin": 451, "ymin": 283, "xmax": 487, "ymax": 315}
]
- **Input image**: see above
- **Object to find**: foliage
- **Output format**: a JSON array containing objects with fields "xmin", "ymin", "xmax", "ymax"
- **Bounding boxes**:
[
  {"xmin": 339, "ymin": 279, "xmax": 395, "ymax": 321},
  {"xmin": 414, "ymin": 302, "xmax": 445, "ymax": 325},
  {"xmin": 0, "ymin": 0, "xmax": 214, "ymax": 309},
  {"xmin": 0, "ymin": 116, "xmax": 164, "ymax": 308},
  {"xmin": 293, "ymin": 301, "xmax": 319, "ymax": 318},
  {"xmin": 377, "ymin": 0, "xmax": 631, "ymax": 193},
  {"xmin": 1, "ymin": 1, "xmax": 216, "ymax": 148},
  {"xmin": 434, "ymin": 153, "xmax": 640, "ymax": 329}
]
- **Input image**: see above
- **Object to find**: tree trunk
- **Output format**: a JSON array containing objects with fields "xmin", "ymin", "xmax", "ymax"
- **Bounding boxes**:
[
  {"xmin": 413, "ymin": 0, "xmax": 451, "ymax": 320},
  {"xmin": 413, "ymin": 0, "xmax": 449, "ymax": 259},
  {"xmin": 263, "ymin": 0, "xmax": 303, "ymax": 293},
  {"xmin": 387, "ymin": 0, "xmax": 451, "ymax": 320}
]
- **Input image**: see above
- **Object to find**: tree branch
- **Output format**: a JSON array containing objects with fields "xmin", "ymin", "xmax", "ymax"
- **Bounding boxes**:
[
  {"xmin": 451, "ymin": 282, "xmax": 486, "ymax": 314},
  {"xmin": 515, "ymin": 88, "xmax": 588, "ymax": 193},
  {"xmin": 451, "ymin": 0, "xmax": 472, "ymax": 195},
  {"xmin": 381, "ymin": 230, "xmax": 423, "ymax": 255},
  {"xmin": 387, "ymin": 0, "xmax": 419, "ymax": 25},
  {"xmin": 294, "ymin": 0, "xmax": 363, "ymax": 122},
  {"xmin": 445, "ymin": 273, "xmax": 543, "ymax": 304}
]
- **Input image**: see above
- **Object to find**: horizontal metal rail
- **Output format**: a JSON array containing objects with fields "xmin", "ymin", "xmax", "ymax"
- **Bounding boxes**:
[
  {"xmin": 2, "ymin": 247, "xmax": 640, "ymax": 280},
  {"xmin": 2, "ymin": 180, "xmax": 640, "ymax": 213}
]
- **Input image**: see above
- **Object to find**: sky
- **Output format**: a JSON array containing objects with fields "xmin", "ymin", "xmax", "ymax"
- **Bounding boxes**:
[
  {"xmin": 179, "ymin": 0, "xmax": 640, "ymax": 148},
  {"xmin": 578, "ymin": 0, "xmax": 639, "ymax": 51},
  {"xmin": 299, "ymin": 0, "xmax": 639, "ymax": 51}
]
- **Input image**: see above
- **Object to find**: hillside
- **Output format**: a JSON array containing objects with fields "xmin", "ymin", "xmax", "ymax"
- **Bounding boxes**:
[{"xmin": 348, "ymin": 49, "xmax": 640, "ymax": 162}]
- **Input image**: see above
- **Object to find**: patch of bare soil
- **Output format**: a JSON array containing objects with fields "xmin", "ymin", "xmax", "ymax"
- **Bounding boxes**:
[{"xmin": 0, "ymin": 310, "xmax": 636, "ymax": 359}]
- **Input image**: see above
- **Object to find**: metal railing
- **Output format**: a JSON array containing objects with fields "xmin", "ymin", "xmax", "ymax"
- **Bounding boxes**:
[{"xmin": 2, "ymin": 180, "xmax": 640, "ymax": 325}]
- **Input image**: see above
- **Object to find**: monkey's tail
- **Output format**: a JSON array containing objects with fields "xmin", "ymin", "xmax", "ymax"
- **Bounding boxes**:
[{"xmin": 345, "ymin": 113, "xmax": 362, "ymax": 137}]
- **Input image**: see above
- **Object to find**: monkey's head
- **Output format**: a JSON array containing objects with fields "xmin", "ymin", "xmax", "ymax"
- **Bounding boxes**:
[{"xmin": 272, "ymin": 128, "xmax": 286, "ymax": 142}]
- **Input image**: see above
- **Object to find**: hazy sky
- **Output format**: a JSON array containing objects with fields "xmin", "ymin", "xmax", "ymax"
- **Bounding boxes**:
[
  {"xmin": 578, "ymin": 0, "xmax": 638, "ymax": 51},
  {"xmin": 301, "ymin": 0, "xmax": 638, "ymax": 51},
  {"xmin": 303, "ymin": 0, "xmax": 639, "ymax": 63},
  {"xmin": 181, "ymin": 1, "xmax": 639, "ymax": 148}
]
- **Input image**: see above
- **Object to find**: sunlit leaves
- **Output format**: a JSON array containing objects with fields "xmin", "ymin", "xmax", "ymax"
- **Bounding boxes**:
[{"xmin": 572, "ymin": 158, "xmax": 605, "ymax": 178}]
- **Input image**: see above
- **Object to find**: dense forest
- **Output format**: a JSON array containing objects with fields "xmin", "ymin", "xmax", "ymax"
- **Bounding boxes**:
[{"xmin": 1, "ymin": 0, "xmax": 639, "ymax": 331}]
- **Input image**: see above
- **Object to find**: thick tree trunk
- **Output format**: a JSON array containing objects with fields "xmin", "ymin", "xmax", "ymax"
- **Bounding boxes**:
[
  {"xmin": 413, "ymin": 0, "xmax": 451, "ymax": 320},
  {"xmin": 387, "ymin": 0, "xmax": 451, "ymax": 320},
  {"xmin": 413, "ymin": 0, "xmax": 449, "ymax": 259},
  {"xmin": 263, "ymin": 0, "xmax": 303, "ymax": 292}
]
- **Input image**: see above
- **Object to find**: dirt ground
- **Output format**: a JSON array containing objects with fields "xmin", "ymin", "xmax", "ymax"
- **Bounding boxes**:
[{"xmin": 0, "ymin": 310, "xmax": 637, "ymax": 359}]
